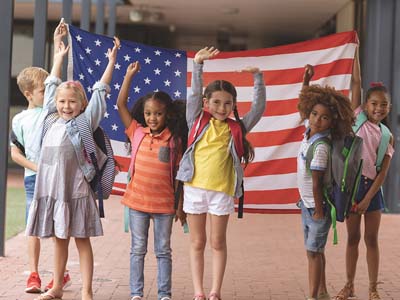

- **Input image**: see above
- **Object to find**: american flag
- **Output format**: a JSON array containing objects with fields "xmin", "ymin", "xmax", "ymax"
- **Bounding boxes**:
[{"xmin": 67, "ymin": 24, "xmax": 357, "ymax": 213}]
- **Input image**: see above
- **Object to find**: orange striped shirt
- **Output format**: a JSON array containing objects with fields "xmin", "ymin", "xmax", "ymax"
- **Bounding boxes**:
[{"xmin": 121, "ymin": 120, "xmax": 177, "ymax": 214}]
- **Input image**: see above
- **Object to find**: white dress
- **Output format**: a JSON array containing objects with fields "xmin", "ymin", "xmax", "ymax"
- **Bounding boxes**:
[{"xmin": 26, "ymin": 119, "xmax": 103, "ymax": 239}]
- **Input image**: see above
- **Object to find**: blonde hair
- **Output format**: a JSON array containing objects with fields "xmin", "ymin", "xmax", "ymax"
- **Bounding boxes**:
[
  {"xmin": 55, "ymin": 81, "xmax": 89, "ymax": 111},
  {"xmin": 16, "ymin": 67, "xmax": 49, "ymax": 94}
]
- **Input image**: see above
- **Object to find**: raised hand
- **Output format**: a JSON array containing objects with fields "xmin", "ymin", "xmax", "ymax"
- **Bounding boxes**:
[
  {"xmin": 241, "ymin": 66, "xmax": 261, "ymax": 74},
  {"xmin": 54, "ymin": 18, "xmax": 67, "ymax": 49},
  {"xmin": 106, "ymin": 37, "xmax": 120, "ymax": 64},
  {"xmin": 303, "ymin": 64, "xmax": 314, "ymax": 87},
  {"xmin": 194, "ymin": 46, "xmax": 220, "ymax": 64},
  {"xmin": 126, "ymin": 61, "xmax": 141, "ymax": 78}
]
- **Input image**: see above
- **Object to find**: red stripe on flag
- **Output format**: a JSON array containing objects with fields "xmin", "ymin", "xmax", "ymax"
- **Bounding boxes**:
[
  {"xmin": 245, "ymin": 158, "xmax": 297, "ymax": 177},
  {"xmin": 248, "ymin": 126, "xmax": 304, "ymax": 147},
  {"xmin": 243, "ymin": 189, "xmax": 300, "ymax": 204}
]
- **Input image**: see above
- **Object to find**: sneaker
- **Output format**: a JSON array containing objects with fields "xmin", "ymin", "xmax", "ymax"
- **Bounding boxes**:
[
  {"xmin": 25, "ymin": 272, "xmax": 41, "ymax": 293},
  {"xmin": 44, "ymin": 272, "xmax": 72, "ymax": 292}
]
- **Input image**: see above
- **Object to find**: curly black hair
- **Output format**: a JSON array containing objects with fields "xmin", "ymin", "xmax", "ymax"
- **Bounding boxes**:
[
  {"xmin": 126, "ymin": 91, "xmax": 188, "ymax": 157},
  {"xmin": 298, "ymin": 85, "xmax": 355, "ymax": 140}
]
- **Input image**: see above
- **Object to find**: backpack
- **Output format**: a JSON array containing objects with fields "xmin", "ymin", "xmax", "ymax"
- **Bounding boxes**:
[
  {"xmin": 189, "ymin": 110, "xmax": 246, "ymax": 218},
  {"xmin": 10, "ymin": 129, "xmax": 25, "ymax": 156},
  {"xmin": 306, "ymin": 134, "xmax": 363, "ymax": 244},
  {"xmin": 353, "ymin": 111, "xmax": 391, "ymax": 172},
  {"xmin": 75, "ymin": 114, "xmax": 116, "ymax": 218},
  {"xmin": 43, "ymin": 112, "xmax": 116, "ymax": 218}
]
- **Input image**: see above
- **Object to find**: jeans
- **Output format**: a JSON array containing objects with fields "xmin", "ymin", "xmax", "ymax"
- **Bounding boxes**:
[
  {"xmin": 24, "ymin": 174, "xmax": 36, "ymax": 223},
  {"xmin": 129, "ymin": 208, "xmax": 174, "ymax": 299}
]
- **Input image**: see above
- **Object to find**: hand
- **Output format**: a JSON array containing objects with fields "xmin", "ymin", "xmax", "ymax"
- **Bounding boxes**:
[
  {"xmin": 54, "ymin": 40, "xmax": 70, "ymax": 63},
  {"xmin": 356, "ymin": 199, "xmax": 370, "ymax": 215},
  {"xmin": 107, "ymin": 37, "xmax": 120, "ymax": 65},
  {"xmin": 54, "ymin": 18, "xmax": 67, "ymax": 46},
  {"xmin": 241, "ymin": 66, "xmax": 261, "ymax": 74},
  {"xmin": 303, "ymin": 64, "xmax": 314, "ymax": 84},
  {"xmin": 312, "ymin": 209, "xmax": 324, "ymax": 221},
  {"xmin": 194, "ymin": 46, "xmax": 220, "ymax": 64},
  {"xmin": 175, "ymin": 208, "xmax": 187, "ymax": 226},
  {"xmin": 126, "ymin": 61, "xmax": 141, "ymax": 77}
]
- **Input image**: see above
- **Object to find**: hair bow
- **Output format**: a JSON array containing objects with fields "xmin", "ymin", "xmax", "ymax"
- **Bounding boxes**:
[{"xmin": 370, "ymin": 81, "xmax": 384, "ymax": 87}]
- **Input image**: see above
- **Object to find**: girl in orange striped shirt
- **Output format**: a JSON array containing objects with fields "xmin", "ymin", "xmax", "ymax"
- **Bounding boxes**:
[{"xmin": 116, "ymin": 61, "xmax": 187, "ymax": 300}]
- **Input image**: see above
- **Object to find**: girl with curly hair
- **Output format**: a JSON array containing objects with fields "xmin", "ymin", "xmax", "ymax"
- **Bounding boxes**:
[{"xmin": 297, "ymin": 64, "xmax": 355, "ymax": 300}]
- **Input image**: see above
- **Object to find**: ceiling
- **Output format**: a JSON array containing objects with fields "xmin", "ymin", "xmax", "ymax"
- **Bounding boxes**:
[{"xmin": 14, "ymin": 0, "xmax": 351, "ymax": 44}]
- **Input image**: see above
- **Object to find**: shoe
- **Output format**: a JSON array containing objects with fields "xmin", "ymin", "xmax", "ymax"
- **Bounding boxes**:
[
  {"xmin": 25, "ymin": 272, "xmax": 42, "ymax": 293},
  {"xmin": 44, "ymin": 272, "xmax": 72, "ymax": 292},
  {"xmin": 130, "ymin": 296, "xmax": 142, "ymax": 300},
  {"xmin": 317, "ymin": 292, "xmax": 331, "ymax": 300},
  {"xmin": 34, "ymin": 291, "xmax": 62, "ymax": 300},
  {"xmin": 208, "ymin": 292, "xmax": 221, "ymax": 300},
  {"xmin": 193, "ymin": 294, "xmax": 206, "ymax": 300},
  {"xmin": 369, "ymin": 290, "xmax": 381, "ymax": 300},
  {"xmin": 333, "ymin": 283, "xmax": 355, "ymax": 300},
  {"xmin": 160, "ymin": 297, "xmax": 171, "ymax": 300}
]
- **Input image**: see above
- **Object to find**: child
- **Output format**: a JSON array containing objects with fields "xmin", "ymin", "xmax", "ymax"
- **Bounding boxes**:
[
  {"xmin": 10, "ymin": 33, "xmax": 71, "ymax": 294},
  {"xmin": 298, "ymin": 64, "xmax": 355, "ymax": 300},
  {"xmin": 333, "ymin": 48, "xmax": 394, "ymax": 300},
  {"xmin": 116, "ymin": 61, "xmax": 187, "ymax": 300},
  {"xmin": 25, "ymin": 21, "xmax": 118, "ymax": 300},
  {"xmin": 176, "ymin": 47, "xmax": 266, "ymax": 300}
]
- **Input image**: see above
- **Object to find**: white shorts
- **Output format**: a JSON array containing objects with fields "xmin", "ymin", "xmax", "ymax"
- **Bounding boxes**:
[{"xmin": 183, "ymin": 185, "xmax": 235, "ymax": 216}]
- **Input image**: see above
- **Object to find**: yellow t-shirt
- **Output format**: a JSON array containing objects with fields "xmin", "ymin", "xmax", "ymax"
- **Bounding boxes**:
[{"xmin": 187, "ymin": 118, "xmax": 235, "ymax": 196}]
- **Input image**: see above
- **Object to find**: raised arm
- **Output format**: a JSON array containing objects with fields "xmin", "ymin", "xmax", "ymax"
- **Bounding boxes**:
[
  {"xmin": 100, "ymin": 37, "xmax": 120, "ymax": 85},
  {"xmin": 50, "ymin": 20, "xmax": 69, "ymax": 79},
  {"xmin": 117, "ymin": 61, "xmax": 141, "ymax": 129},
  {"xmin": 351, "ymin": 46, "xmax": 361, "ymax": 110},
  {"xmin": 241, "ymin": 67, "xmax": 266, "ymax": 131},
  {"xmin": 302, "ymin": 64, "xmax": 314, "ymax": 88}
]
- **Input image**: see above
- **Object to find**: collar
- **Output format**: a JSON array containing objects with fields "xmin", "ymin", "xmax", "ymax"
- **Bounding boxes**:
[
  {"xmin": 143, "ymin": 126, "xmax": 172, "ymax": 141},
  {"xmin": 304, "ymin": 127, "xmax": 331, "ymax": 144}
]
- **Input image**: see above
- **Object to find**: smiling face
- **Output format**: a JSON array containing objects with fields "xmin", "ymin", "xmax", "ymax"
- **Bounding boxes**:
[
  {"xmin": 364, "ymin": 90, "xmax": 391, "ymax": 124},
  {"xmin": 203, "ymin": 90, "xmax": 234, "ymax": 121},
  {"xmin": 143, "ymin": 98, "xmax": 168, "ymax": 134},
  {"xmin": 308, "ymin": 103, "xmax": 333, "ymax": 137},
  {"xmin": 56, "ymin": 88, "xmax": 84, "ymax": 121}
]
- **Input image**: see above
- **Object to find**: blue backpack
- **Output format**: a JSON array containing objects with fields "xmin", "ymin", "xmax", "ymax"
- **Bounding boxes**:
[{"xmin": 306, "ymin": 134, "xmax": 363, "ymax": 244}]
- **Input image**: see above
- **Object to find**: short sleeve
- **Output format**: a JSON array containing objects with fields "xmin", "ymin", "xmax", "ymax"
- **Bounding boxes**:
[
  {"xmin": 125, "ymin": 119, "xmax": 140, "ymax": 142},
  {"xmin": 310, "ymin": 143, "xmax": 329, "ymax": 171}
]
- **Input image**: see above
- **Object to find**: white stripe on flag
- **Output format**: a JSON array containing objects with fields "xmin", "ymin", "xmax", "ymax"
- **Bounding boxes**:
[
  {"xmin": 253, "ymin": 142, "xmax": 302, "ymax": 162},
  {"xmin": 187, "ymin": 44, "xmax": 357, "ymax": 72},
  {"xmin": 244, "ymin": 173, "xmax": 298, "ymax": 190}
]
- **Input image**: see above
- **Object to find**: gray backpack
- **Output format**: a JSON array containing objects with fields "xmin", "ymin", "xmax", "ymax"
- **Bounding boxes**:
[{"xmin": 306, "ymin": 135, "xmax": 363, "ymax": 244}]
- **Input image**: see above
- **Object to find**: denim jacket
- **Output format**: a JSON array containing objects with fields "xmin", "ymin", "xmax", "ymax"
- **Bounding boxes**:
[
  {"xmin": 38, "ymin": 75, "xmax": 110, "ymax": 182},
  {"xmin": 176, "ymin": 61, "xmax": 266, "ymax": 197}
]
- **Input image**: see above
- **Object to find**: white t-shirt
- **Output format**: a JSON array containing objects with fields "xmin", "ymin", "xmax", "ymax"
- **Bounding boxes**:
[
  {"xmin": 11, "ymin": 107, "xmax": 45, "ymax": 177},
  {"xmin": 297, "ymin": 129, "xmax": 330, "ymax": 208}
]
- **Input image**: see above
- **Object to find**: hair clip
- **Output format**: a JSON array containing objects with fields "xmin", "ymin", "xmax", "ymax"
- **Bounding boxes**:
[{"xmin": 370, "ymin": 81, "xmax": 384, "ymax": 87}]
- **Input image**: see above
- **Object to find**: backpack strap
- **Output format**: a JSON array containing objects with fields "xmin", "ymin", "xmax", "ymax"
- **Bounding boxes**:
[
  {"xmin": 10, "ymin": 129, "xmax": 25, "ymax": 156},
  {"xmin": 352, "ymin": 110, "xmax": 368, "ymax": 133},
  {"xmin": 42, "ymin": 112, "xmax": 59, "ymax": 144},
  {"xmin": 75, "ymin": 114, "xmax": 105, "ymax": 218},
  {"xmin": 376, "ymin": 123, "xmax": 390, "ymax": 171}
]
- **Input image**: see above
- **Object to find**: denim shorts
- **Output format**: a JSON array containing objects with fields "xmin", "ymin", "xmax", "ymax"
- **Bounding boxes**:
[
  {"xmin": 24, "ymin": 174, "xmax": 36, "ymax": 223},
  {"xmin": 299, "ymin": 200, "xmax": 331, "ymax": 253},
  {"xmin": 353, "ymin": 176, "xmax": 384, "ymax": 212}
]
